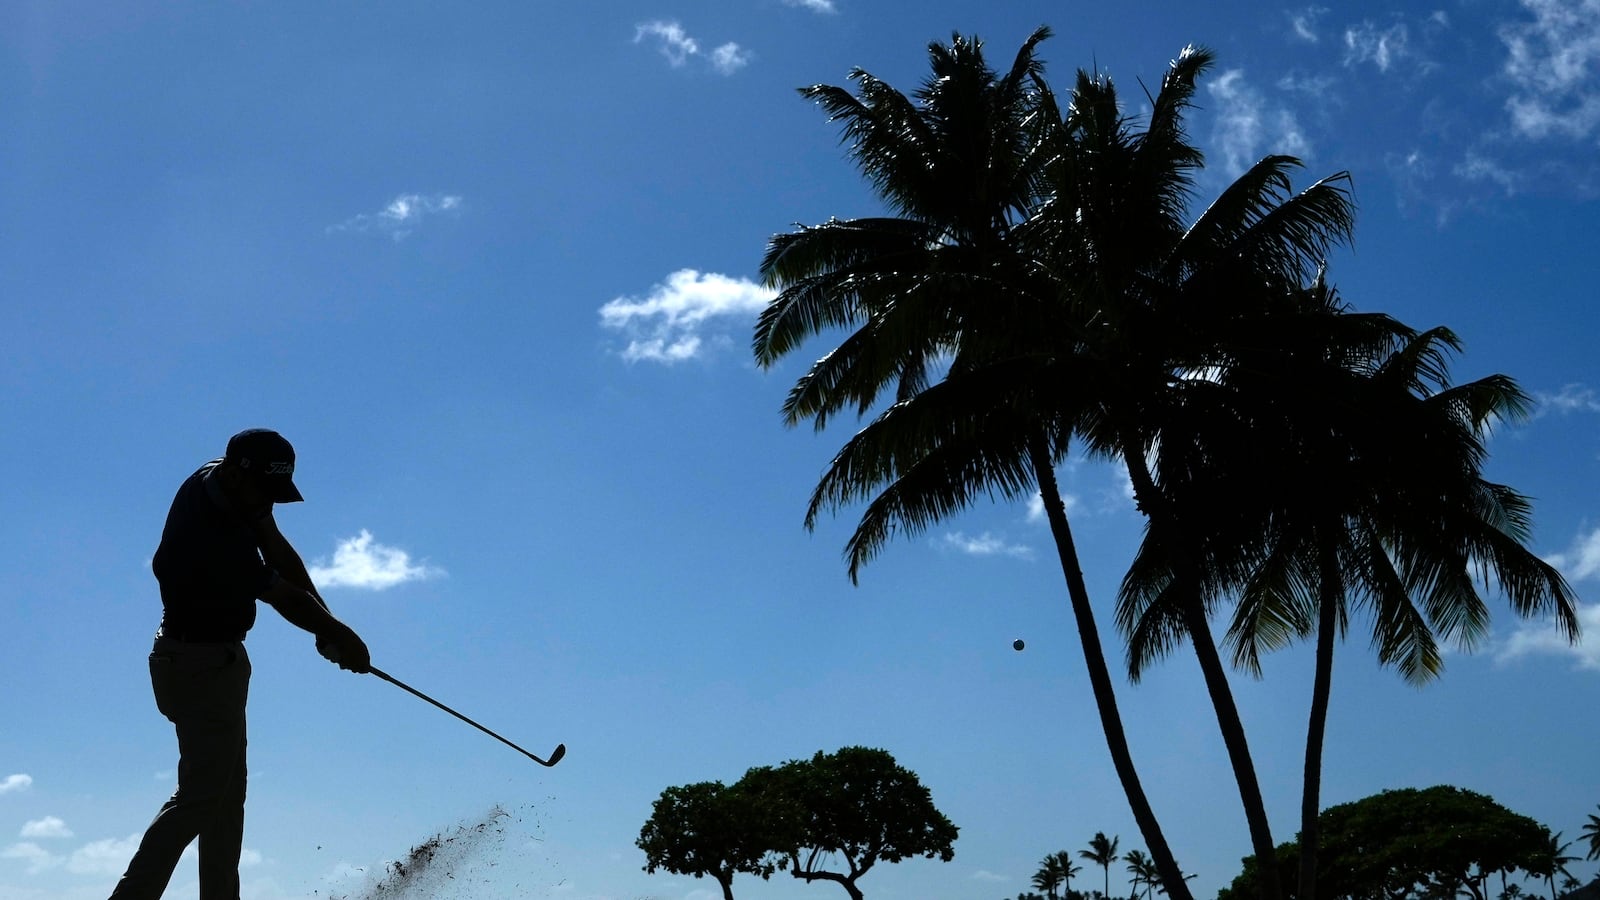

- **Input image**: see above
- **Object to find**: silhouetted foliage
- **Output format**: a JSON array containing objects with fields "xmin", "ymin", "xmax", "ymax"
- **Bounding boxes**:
[
  {"xmin": 639, "ymin": 746, "xmax": 956, "ymax": 900},
  {"xmin": 1217, "ymin": 786, "xmax": 1553, "ymax": 900}
]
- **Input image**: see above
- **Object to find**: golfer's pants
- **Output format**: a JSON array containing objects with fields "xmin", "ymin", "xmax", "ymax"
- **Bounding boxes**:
[{"xmin": 108, "ymin": 637, "xmax": 249, "ymax": 900}]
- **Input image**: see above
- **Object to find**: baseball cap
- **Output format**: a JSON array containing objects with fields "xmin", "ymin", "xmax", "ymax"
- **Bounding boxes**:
[{"xmin": 224, "ymin": 429, "xmax": 304, "ymax": 503}]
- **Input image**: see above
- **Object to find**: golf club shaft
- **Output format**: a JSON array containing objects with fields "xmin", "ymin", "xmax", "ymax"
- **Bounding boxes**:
[{"xmin": 368, "ymin": 666, "xmax": 566, "ymax": 767}]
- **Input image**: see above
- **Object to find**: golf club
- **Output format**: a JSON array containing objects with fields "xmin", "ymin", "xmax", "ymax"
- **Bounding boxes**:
[{"xmin": 369, "ymin": 666, "xmax": 566, "ymax": 767}]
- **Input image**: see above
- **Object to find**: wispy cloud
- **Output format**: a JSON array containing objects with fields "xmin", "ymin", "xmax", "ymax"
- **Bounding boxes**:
[
  {"xmin": 66, "ymin": 834, "xmax": 142, "ymax": 876},
  {"xmin": 709, "ymin": 43, "xmax": 753, "ymax": 75},
  {"xmin": 1499, "ymin": 0, "xmax": 1600, "ymax": 140},
  {"xmin": 634, "ymin": 21, "xmax": 751, "ymax": 75},
  {"xmin": 0, "ymin": 774, "xmax": 31, "ymax": 795},
  {"xmin": 329, "ymin": 193, "xmax": 462, "ymax": 241},
  {"xmin": 309, "ymin": 530, "xmax": 444, "ymax": 590},
  {"xmin": 599, "ymin": 269, "xmax": 773, "ymax": 364},
  {"xmin": 783, "ymin": 0, "xmax": 839, "ymax": 13},
  {"xmin": 1495, "ymin": 526, "xmax": 1600, "ymax": 670},
  {"xmin": 1205, "ymin": 69, "xmax": 1313, "ymax": 176},
  {"xmin": 972, "ymin": 869, "xmax": 1010, "ymax": 882},
  {"xmin": 1454, "ymin": 151, "xmax": 1521, "ymax": 195},
  {"xmin": 1536, "ymin": 383, "xmax": 1600, "ymax": 416},
  {"xmin": 1344, "ymin": 20, "xmax": 1412, "ymax": 72},
  {"xmin": 1289, "ymin": 6, "xmax": 1329, "ymax": 42},
  {"xmin": 1, "ymin": 842, "xmax": 56, "ymax": 875},
  {"xmin": 939, "ymin": 532, "xmax": 1033, "ymax": 560},
  {"xmin": 19, "ymin": 817, "xmax": 72, "ymax": 840},
  {"xmin": 1025, "ymin": 493, "xmax": 1079, "ymax": 523}
]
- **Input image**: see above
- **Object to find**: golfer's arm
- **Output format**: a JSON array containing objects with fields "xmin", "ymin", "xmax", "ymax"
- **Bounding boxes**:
[
  {"xmin": 260, "ymin": 580, "xmax": 354, "ymax": 640},
  {"xmin": 253, "ymin": 511, "xmax": 331, "ymax": 612}
]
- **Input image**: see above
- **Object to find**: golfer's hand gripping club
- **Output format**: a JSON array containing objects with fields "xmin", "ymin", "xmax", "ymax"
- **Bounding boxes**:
[{"xmin": 367, "ymin": 667, "xmax": 566, "ymax": 768}]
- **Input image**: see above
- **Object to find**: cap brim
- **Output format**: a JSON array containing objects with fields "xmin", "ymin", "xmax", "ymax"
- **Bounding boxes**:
[{"xmin": 270, "ymin": 479, "xmax": 304, "ymax": 503}]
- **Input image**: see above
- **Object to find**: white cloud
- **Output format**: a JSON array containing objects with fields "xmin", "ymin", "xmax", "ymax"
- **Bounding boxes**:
[
  {"xmin": 1536, "ymin": 383, "xmax": 1600, "ymax": 415},
  {"xmin": 1344, "ymin": 20, "xmax": 1412, "ymax": 72},
  {"xmin": 1548, "ymin": 526, "xmax": 1600, "ymax": 581},
  {"xmin": 634, "ymin": 21, "xmax": 698, "ymax": 67},
  {"xmin": 939, "ymin": 531, "xmax": 1033, "ymax": 560},
  {"xmin": 0, "ymin": 774, "xmax": 31, "ymax": 795},
  {"xmin": 1289, "ymin": 6, "xmax": 1328, "ymax": 42},
  {"xmin": 309, "ymin": 530, "xmax": 444, "ymax": 590},
  {"xmin": 1499, "ymin": 0, "xmax": 1600, "ymax": 139},
  {"xmin": 329, "ymin": 193, "xmax": 462, "ymax": 241},
  {"xmin": 1495, "ymin": 526, "xmax": 1600, "ymax": 670},
  {"xmin": 1205, "ymin": 69, "xmax": 1313, "ymax": 176},
  {"xmin": 599, "ymin": 269, "xmax": 774, "ymax": 364},
  {"xmin": 19, "ymin": 817, "xmax": 71, "ymax": 840},
  {"xmin": 972, "ymin": 869, "xmax": 1010, "ymax": 882},
  {"xmin": 1, "ymin": 842, "xmax": 58, "ymax": 875},
  {"xmin": 709, "ymin": 42, "xmax": 752, "ymax": 75},
  {"xmin": 783, "ymin": 0, "xmax": 839, "ymax": 13},
  {"xmin": 634, "ymin": 22, "xmax": 750, "ymax": 76},
  {"xmin": 1495, "ymin": 601, "xmax": 1600, "ymax": 670},
  {"xmin": 1026, "ymin": 493, "xmax": 1079, "ymax": 523},
  {"xmin": 66, "ymin": 834, "xmax": 141, "ymax": 876},
  {"xmin": 1454, "ymin": 152, "xmax": 1520, "ymax": 195}
]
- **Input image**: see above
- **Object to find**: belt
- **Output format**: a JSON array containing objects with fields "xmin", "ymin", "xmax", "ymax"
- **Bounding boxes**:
[{"xmin": 156, "ymin": 627, "xmax": 246, "ymax": 643}]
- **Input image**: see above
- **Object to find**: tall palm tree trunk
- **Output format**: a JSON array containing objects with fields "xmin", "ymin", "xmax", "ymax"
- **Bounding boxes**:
[
  {"xmin": 1028, "ymin": 438, "xmax": 1194, "ymax": 900},
  {"xmin": 1299, "ymin": 559, "xmax": 1340, "ymax": 900},
  {"xmin": 1122, "ymin": 444, "xmax": 1282, "ymax": 900}
]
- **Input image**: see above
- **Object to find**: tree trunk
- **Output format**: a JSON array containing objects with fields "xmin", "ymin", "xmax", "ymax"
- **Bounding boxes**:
[
  {"xmin": 1299, "ymin": 559, "xmax": 1340, "ymax": 900},
  {"xmin": 1121, "ymin": 443, "xmax": 1281, "ymax": 900},
  {"xmin": 718, "ymin": 873, "xmax": 736, "ymax": 900},
  {"xmin": 1028, "ymin": 439, "xmax": 1194, "ymax": 900}
]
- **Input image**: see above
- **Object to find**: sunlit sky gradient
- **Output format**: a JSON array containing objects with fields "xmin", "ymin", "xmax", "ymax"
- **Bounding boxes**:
[{"xmin": 2, "ymin": 2, "xmax": 1597, "ymax": 899}]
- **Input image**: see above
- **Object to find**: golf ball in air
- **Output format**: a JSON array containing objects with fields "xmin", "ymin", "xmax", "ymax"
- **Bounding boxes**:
[{"xmin": 1013, "ymin": 639, "xmax": 1025, "ymax": 651}]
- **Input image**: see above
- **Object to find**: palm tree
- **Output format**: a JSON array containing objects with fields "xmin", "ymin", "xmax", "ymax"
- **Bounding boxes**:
[
  {"xmin": 1021, "ymin": 51, "xmax": 1370, "ymax": 900},
  {"xmin": 1126, "ymin": 849, "xmax": 1159, "ymax": 900},
  {"xmin": 1052, "ymin": 850, "xmax": 1083, "ymax": 900},
  {"xmin": 752, "ymin": 28, "xmax": 1196, "ymax": 900},
  {"xmin": 1081, "ymin": 832, "xmax": 1121, "ymax": 900},
  {"xmin": 1584, "ymin": 806, "xmax": 1600, "ymax": 860},
  {"xmin": 1034, "ymin": 853, "xmax": 1067, "ymax": 900},
  {"xmin": 1537, "ymin": 832, "xmax": 1579, "ymax": 900}
]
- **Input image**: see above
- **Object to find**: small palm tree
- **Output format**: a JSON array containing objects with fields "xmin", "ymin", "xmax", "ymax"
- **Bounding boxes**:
[
  {"xmin": 1082, "ymin": 833, "xmax": 1122, "ymax": 900},
  {"xmin": 1583, "ymin": 806, "xmax": 1600, "ymax": 860},
  {"xmin": 1053, "ymin": 850, "xmax": 1083, "ymax": 899},
  {"xmin": 1034, "ymin": 853, "xmax": 1066, "ymax": 900},
  {"xmin": 1126, "ymin": 849, "xmax": 1159, "ymax": 900},
  {"xmin": 1539, "ymin": 832, "xmax": 1579, "ymax": 900}
]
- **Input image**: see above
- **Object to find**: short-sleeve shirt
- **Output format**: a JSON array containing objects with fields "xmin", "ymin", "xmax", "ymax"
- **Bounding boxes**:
[{"xmin": 151, "ymin": 460, "xmax": 277, "ymax": 639}]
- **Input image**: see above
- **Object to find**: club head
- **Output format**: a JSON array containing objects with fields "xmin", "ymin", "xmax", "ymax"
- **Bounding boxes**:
[{"xmin": 542, "ymin": 743, "xmax": 567, "ymax": 767}]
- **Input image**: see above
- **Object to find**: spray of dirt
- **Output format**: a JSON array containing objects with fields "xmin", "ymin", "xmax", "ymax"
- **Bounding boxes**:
[{"xmin": 327, "ymin": 805, "xmax": 517, "ymax": 900}]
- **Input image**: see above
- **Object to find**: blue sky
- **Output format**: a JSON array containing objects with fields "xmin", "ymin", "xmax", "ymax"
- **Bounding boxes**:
[{"xmin": 2, "ymin": 1, "xmax": 1598, "ymax": 899}]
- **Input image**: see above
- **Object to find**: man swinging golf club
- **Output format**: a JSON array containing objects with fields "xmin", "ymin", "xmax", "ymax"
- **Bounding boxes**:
[{"xmin": 108, "ymin": 429, "xmax": 370, "ymax": 900}]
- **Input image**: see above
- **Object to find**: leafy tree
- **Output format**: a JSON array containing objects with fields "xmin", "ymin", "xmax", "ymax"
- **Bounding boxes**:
[
  {"xmin": 1218, "ymin": 786, "xmax": 1553, "ymax": 900},
  {"xmin": 1081, "ymin": 832, "xmax": 1121, "ymax": 900},
  {"xmin": 1034, "ymin": 852, "xmax": 1068, "ymax": 900},
  {"xmin": 1583, "ymin": 807, "xmax": 1600, "ymax": 861},
  {"xmin": 760, "ymin": 746, "xmax": 958, "ymax": 900},
  {"xmin": 637, "ymin": 780, "xmax": 778, "ymax": 900}
]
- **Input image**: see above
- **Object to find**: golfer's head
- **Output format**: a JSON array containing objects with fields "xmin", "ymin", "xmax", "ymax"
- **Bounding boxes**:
[{"xmin": 224, "ymin": 428, "xmax": 304, "ymax": 504}]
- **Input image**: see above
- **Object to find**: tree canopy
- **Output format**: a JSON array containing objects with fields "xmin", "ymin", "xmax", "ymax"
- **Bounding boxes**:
[
  {"xmin": 1218, "ymin": 786, "xmax": 1554, "ymax": 900},
  {"xmin": 638, "ymin": 746, "xmax": 957, "ymax": 900}
]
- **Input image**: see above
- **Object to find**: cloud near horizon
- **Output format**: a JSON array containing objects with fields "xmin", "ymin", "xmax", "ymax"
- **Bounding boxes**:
[
  {"xmin": 599, "ymin": 269, "xmax": 773, "ymax": 363},
  {"xmin": 309, "ymin": 530, "xmax": 444, "ymax": 590},
  {"xmin": 0, "ymin": 774, "xmax": 31, "ymax": 795}
]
